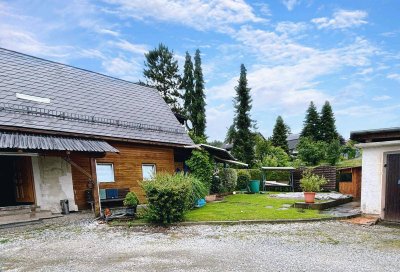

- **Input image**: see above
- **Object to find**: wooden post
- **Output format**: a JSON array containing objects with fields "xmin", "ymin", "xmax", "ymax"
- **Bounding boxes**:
[{"xmin": 90, "ymin": 158, "xmax": 101, "ymax": 217}]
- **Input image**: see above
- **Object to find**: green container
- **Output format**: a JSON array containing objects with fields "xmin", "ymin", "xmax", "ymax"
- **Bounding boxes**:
[{"xmin": 249, "ymin": 180, "xmax": 260, "ymax": 193}]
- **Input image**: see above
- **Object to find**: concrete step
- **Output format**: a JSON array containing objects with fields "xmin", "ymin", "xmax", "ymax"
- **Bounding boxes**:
[
  {"xmin": 0, "ymin": 205, "xmax": 33, "ymax": 217},
  {"xmin": 0, "ymin": 210, "xmax": 62, "ymax": 228}
]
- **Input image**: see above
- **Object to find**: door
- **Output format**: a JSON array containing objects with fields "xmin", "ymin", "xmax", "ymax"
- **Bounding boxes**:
[
  {"xmin": 14, "ymin": 157, "xmax": 35, "ymax": 203},
  {"xmin": 385, "ymin": 154, "xmax": 400, "ymax": 221}
]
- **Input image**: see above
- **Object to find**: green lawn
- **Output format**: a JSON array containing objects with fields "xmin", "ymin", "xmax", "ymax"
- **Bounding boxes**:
[{"xmin": 185, "ymin": 194, "xmax": 327, "ymax": 222}]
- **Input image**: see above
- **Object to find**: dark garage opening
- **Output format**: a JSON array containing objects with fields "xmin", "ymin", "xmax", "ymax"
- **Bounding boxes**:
[{"xmin": 0, "ymin": 156, "xmax": 35, "ymax": 207}]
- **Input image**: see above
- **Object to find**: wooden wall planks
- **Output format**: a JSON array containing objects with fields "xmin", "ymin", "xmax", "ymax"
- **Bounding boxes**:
[
  {"xmin": 71, "ymin": 141, "xmax": 175, "ymax": 209},
  {"xmin": 338, "ymin": 167, "xmax": 362, "ymax": 199}
]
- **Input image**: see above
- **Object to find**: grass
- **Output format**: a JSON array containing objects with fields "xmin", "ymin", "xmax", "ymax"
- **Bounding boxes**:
[
  {"xmin": 336, "ymin": 158, "xmax": 362, "ymax": 168},
  {"xmin": 185, "ymin": 194, "xmax": 327, "ymax": 222}
]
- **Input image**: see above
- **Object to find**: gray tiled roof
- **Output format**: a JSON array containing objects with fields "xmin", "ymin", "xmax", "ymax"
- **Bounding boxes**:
[
  {"xmin": 287, "ymin": 133, "xmax": 300, "ymax": 151},
  {"xmin": 0, "ymin": 132, "xmax": 118, "ymax": 153},
  {"xmin": 0, "ymin": 48, "xmax": 193, "ymax": 146}
]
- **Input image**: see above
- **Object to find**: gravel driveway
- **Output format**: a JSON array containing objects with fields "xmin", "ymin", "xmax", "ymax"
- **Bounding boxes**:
[{"xmin": 0, "ymin": 213, "xmax": 399, "ymax": 272}]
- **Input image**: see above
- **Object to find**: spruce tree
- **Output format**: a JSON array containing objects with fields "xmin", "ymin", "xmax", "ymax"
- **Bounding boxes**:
[
  {"xmin": 225, "ymin": 124, "xmax": 236, "ymax": 144},
  {"xmin": 320, "ymin": 101, "xmax": 338, "ymax": 143},
  {"xmin": 271, "ymin": 116, "xmax": 290, "ymax": 154},
  {"xmin": 300, "ymin": 101, "xmax": 321, "ymax": 141},
  {"xmin": 143, "ymin": 43, "xmax": 182, "ymax": 114},
  {"xmin": 232, "ymin": 64, "xmax": 255, "ymax": 166},
  {"xmin": 193, "ymin": 49, "xmax": 206, "ymax": 138},
  {"xmin": 181, "ymin": 52, "xmax": 195, "ymax": 119}
]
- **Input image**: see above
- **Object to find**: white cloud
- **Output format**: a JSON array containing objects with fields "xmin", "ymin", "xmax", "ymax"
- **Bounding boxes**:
[
  {"xmin": 102, "ymin": 56, "xmax": 141, "ymax": 81},
  {"xmin": 282, "ymin": 0, "xmax": 300, "ymax": 11},
  {"xmin": 336, "ymin": 104, "xmax": 400, "ymax": 117},
  {"xmin": 312, "ymin": 10, "xmax": 368, "ymax": 29},
  {"xmin": 387, "ymin": 73, "xmax": 400, "ymax": 82},
  {"xmin": 0, "ymin": 26, "xmax": 73, "ymax": 59},
  {"xmin": 110, "ymin": 39, "xmax": 149, "ymax": 55},
  {"xmin": 103, "ymin": 0, "xmax": 264, "ymax": 33},
  {"xmin": 275, "ymin": 21, "xmax": 308, "ymax": 35},
  {"xmin": 372, "ymin": 95, "xmax": 391, "ymax": 101}
]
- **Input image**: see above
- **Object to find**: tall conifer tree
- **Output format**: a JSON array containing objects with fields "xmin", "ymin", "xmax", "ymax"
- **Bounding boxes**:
[
  {"xmin": 232, "ymin": 64, "xmax": 255, "ymax": 166},
  {"xmin": 300, "ymin": 101, "xmax": 321, "ymax": 141},
  {"xmin": 143, "ymin": 43, "xmax": 182, "ymax": 114},
  {"xmin": 181, "ymin": 52, "xmax": 195, "ymax": 119},
  {"xmin": 271, "ymin": 116, "xmax": 290, "ymax": 154},
  {"xmin": 193, "ymin": 49, "xmax": 206, "ymax": 138},
  {"xmin": 320, "ymin": 101, "xmax": 338, "ymax": 143}
]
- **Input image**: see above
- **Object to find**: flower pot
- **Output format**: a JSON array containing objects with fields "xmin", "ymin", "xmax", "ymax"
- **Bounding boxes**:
[
  {"xmin": 304, "ymin": 192, "xmax": 316, "ymax": 204},
  {"xmin": 205, "ymin": 194, "xmax": 217, "ymax": 203}
]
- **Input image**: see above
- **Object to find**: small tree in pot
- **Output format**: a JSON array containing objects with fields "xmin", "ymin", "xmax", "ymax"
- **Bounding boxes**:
[
  {"xmin": 300, "ymin": 169, "xmax": 327, "ymax": 203},
  {"xmin": 123, "ymin": 192, "xmax": 139, "ymax": 216}
]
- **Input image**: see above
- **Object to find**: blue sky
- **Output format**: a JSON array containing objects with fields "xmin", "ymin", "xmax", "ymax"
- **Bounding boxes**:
[{"xmin": 0, "ymin": 0, "xmax": 399, "ymax": 141}]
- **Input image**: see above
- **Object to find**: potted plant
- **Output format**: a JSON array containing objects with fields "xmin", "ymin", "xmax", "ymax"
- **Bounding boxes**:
[
  {"xmin": 300, "ymin": 169, "xmax": 327, "ymax": 203},
  {"xmin": 123, "ymin": 192, "xmax": 139, "ymax": 216}
]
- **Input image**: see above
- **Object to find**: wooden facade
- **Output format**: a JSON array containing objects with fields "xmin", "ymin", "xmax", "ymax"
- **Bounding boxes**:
[
  {"xmin": 338, "ymin": 167, "xmax": 362, "ymax": 199},
  {"xmin": 70, "ymin": 141, "xmax": 176, "ymax": 210}
]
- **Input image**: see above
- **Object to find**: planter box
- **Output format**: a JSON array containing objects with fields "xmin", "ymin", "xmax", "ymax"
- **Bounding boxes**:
[
  {"xmin": 205, "ymin": 195, "xmax": 216, "ymax": 203},
  {"xmin": 294, "ymin": 196, "xmax": 353, "ymax": 210}
]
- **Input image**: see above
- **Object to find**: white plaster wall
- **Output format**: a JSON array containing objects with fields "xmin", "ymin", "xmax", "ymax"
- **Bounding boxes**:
[
  {"xmin": 32, "ymin": 156, "xmax": 78, "ymax": 213},
  {"xmin": 361, "ymin": 145, "xmax": 400, "ymax": 216}
]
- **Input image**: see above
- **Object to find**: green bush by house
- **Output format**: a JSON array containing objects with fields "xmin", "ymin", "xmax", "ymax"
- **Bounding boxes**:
[
  {"xmin": 219, "ymin": 168, "xmax": 237, "ymax": 192},
  {"xmin": 236, "ymin": 169, "xmax": 251, "ymax": 190},
  {"xmin": 142, "ymin": 173, "xmax": 194, "ymax": 224}
]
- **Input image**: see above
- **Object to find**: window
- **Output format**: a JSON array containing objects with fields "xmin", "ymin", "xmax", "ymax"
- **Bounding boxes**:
[
  {"xmin": 96, "ymin": 163, "xmax": 115, "ymax": 183},
  {"xmin": 142, "ymin": 164, "xmax": 156, "ymax": 180}
]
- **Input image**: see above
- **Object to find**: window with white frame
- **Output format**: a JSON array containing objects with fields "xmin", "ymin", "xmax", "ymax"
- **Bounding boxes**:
[
  {"xmin": 142, "ymin": 164, "xmax": 156, "ymax": 180},
  {"xmin": 96, "ymin": 163, "xmax": 115, "ymax": 183}
]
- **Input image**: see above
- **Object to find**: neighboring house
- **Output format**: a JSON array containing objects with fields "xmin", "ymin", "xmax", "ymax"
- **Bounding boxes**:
[
  {"xmin": 351, "ymin": 128, "xmax": 400, "ymax": 222},
  {"xmin": 287, "ymin": 133, "xmax": 300, "ymax": 155},
  {"xmin": 0, "ymin": 48, "xmax": 196, "ymax": 217}
]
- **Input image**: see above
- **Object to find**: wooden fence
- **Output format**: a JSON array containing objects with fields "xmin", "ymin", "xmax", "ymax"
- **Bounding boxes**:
[{"xmin": 293, "ymin": 166, "xmax": 337, "ymax": 191}]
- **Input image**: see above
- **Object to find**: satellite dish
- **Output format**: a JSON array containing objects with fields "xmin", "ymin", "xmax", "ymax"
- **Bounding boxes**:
[{"xmin": 186, "ymin": 120, "xmax": 193, "ymax": 130}]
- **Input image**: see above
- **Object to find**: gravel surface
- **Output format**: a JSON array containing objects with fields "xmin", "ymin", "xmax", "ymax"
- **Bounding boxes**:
[{"xmin": 0, "ymin": 212, "xmax": 399, "ymax": 272}]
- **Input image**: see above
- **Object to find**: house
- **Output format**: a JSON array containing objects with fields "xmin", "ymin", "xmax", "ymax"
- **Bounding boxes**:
[
  {"xmin": 351, "ymin": 128, "xmax": 400, "ymax": 222},
  {"xmin": 0, "ymin": 48, "xmax": 198, "ymax": 218},
  {"xmin": 287, "ymin": 133, "xmax": 300, "ymax": 155}
]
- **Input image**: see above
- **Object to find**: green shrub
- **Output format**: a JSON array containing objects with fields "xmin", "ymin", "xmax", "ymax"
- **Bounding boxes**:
[
  {"xmin": 300, "ymin": 169, "xmax": 327, "ymax": 192},
  {"xmin": 219, "ymin": 168, "xmax": 237, "ymax": 192},
  {"xmin": 210, "ymin": 174, "xmax": 223, "ymax": 194},
  {"xmin": 236, "ymin": 169, "xmax": 251, "ymax": 190},
  {"xmin": 185, "ymin": 150, "xmax": 214, "ymax": 189},
  {"xmin": 123, "ymin": 192, "xmax": 139, "ymax": 207},
  {"xmin": 142, "ymin": 173, "xmax": 191, "ymax": 224},
  {"xmin": 265, "ymin": 171, "xmax": 290, "ymax": 182},
  {"xmin": 248, "ymin": 169, "xmax": 262, "ymax": 181},
  {"xmin": 188, "ymin": 175, "xmax": 208, "ymax": 207}
]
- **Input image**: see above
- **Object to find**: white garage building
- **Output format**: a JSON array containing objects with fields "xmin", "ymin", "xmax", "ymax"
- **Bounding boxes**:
[{"xmin": 351, "ymin": 128, "xmax": 400, "ymax": 222}]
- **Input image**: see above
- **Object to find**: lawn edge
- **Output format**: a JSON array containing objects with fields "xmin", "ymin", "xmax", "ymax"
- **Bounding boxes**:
[{"xmin": 109, "ymin": 213, "xmax": 362, "ymax": 227}]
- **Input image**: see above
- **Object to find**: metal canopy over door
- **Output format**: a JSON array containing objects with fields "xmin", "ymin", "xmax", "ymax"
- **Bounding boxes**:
[
  {"xmin": 14, "ymin": 157, "xmax": 35, "ymax": 203},
  {"xmin": 385, "ymin": 153, "xmax": 400, "ymax": 222}
]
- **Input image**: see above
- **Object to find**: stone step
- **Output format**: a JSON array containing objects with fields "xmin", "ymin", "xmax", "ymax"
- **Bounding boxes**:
[{"xmin": 0, "ymin": 205, "xmax": 33, "ymax": 217}]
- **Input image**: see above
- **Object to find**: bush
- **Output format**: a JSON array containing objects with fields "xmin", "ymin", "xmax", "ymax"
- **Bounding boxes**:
[
  {"xmin": 300, "ymin": 169, "xmax": 327, "ymax": 192},
  {"xmin": 236, "ymin": 169, "xmax": 251, "ymax": 190},
  {"xmin": 188, "ymin": 175, "xmax": 208, "ymax": 207},
  {"xmin": 123, "ymin": 192, "xmax": 139, "ymax": 207},
  {"xmin": 210, "ymin": 174, "xmax": 223, "ymax": 194},
  {"xmin": 186, "ymin": 150, "xmax": 214, "ymax": 189},
  {"xmin": 248, "ymin": 169, "xmax": 262, "ymax": 181},
  {"xmin": 219, "ymin": 168, "xmax": 237, "ymax": 192},
  {"xmin": 142, "ymin": 173, "xmax": 192, "ymax": 224}
]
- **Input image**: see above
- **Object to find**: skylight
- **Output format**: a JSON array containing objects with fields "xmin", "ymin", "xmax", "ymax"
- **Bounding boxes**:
[{"xmin": 16, "ymin": 93, "xmax": 51, "ymax": 104}]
